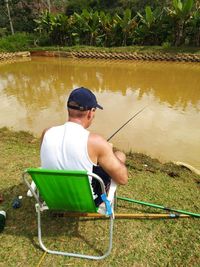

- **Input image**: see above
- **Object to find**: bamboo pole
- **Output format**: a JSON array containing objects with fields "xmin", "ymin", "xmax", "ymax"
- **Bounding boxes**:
[{"xmin": 56, "ymin": 212, "xmax": 189, "ymax": 219}]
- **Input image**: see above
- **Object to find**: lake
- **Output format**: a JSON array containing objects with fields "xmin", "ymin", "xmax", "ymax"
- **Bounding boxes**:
[{"xmin": 0, "ymin": 56, "xmax": 200, "ymax": 168}]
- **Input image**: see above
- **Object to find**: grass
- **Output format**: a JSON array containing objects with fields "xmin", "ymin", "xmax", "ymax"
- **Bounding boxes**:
[
  {"xmin": 29, "ymin": 45, "xmax": 200, "ymax": 55},
  {"xmin": 0, "ymin": 127, "xmax": 200, "ymax": 266}
]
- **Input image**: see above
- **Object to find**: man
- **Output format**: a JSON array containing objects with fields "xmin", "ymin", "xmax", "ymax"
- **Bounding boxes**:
[{"xmin": 40, "ymin": 87, "xmax": 128, "ymax": 209}]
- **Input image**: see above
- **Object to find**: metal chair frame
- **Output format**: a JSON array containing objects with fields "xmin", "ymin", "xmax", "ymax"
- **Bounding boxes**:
[{"xmin": 22, "ymin": 169, "xmax": 114, "ymax": 260}]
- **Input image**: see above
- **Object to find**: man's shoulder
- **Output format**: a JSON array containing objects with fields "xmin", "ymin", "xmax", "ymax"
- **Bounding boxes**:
[
  {"xmin": 42, "ymin": 124, "xmax": 64, "ymax": 135},
  {"xmin": 41, "ymin": 125, "xmax": 63, "ymax": 143},
  {"xmin": 88, "ymin": 133, "xmax": 109, "ymax": 152},
  {"xmin": 89, "ymin": 132, "xmax": 106, "ymax": 143},
  {"xmin": 88, "ymin": 132, "xmax": 110, "ymax": 161}
]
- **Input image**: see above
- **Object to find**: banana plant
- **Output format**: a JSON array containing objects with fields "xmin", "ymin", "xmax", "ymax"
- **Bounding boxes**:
[
  {"xmin": 73, "ymin": 9, "xmax": 101, "ymax": 45},
  {"xmin": 99, "ymin": 11, "xmax": 113, "ymax": 46},
  {"xmin": 172, "ymin": 0, "xmax": 194, "ymax": 18},
  {"xmin": 167, "ymin": 0, "xmax": 194, "ymax": 46},
  {"xmin": 187, "ymin": 9, "xmax": 200, "ymax": 46},
  {"xmin": 138, "ymin": 6, "xmax": 155, "ymax": 29},
  {"xmin": 113, "ymin": 9, "xmax": 137, "ymax": 46},
  {"xmin": 50, "ymin": 14, "xmax": 71, "ymax": 45},
  {"xmin": 34, "ymin": 11, "xmax": 57, "ymax": 34},
  {"xmin": 135, "ymin": 6, "xmax": 164, "ymax": 45}
]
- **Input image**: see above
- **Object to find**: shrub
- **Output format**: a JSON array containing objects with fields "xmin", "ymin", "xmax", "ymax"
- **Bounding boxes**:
[{"xmin": 0, "ymin": 32, "xmax": 35, "ymax": 52}]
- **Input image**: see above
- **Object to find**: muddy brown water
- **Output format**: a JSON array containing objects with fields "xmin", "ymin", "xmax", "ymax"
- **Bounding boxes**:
[{"xmin": 0, "ymin": 56, "xmax": 200, "ymax": 168}]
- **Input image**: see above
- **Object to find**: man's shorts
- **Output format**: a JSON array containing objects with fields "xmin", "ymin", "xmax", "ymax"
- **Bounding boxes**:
[{"xmin": 92, "ymin": 165, "xmax": 111, "ymax": 207}]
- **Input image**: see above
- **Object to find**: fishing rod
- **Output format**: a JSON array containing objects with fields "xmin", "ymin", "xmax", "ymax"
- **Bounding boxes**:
[
  {"xmin": 117, "ymin": 196, "xmax": 200, "ymax": 218},
  {"xmin": 107, "ymin": 106, "xmax": 148, "ymax": 142}
]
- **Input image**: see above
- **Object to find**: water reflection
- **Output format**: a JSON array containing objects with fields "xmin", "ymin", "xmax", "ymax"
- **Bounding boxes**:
[{"xmin": 0, "ymin": 57, "xmax": 200, "ymax": 168}]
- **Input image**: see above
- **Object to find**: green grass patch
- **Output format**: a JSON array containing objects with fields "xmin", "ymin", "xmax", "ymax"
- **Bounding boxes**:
[
  {"xmin": 0, "ymin": 127, "xmax": 200, "ymax": 266},
  {"xmin": 29, "ymin": 45, "xmax": 200, "ymax": 55},
  {"xmin": 0, "ymin": 33, "xmax": 35, "ymax": 52}
]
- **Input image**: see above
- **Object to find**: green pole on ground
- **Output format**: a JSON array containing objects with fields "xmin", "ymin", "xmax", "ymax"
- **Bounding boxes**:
[{"xmin": 117, "ymin": 196, "xmax": 200, "ymax": 218}]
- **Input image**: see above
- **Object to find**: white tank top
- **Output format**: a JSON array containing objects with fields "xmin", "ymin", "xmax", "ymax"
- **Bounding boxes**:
[{"xmin": 40, "ymin": 122, "xmax": 97, "ymax": 172}]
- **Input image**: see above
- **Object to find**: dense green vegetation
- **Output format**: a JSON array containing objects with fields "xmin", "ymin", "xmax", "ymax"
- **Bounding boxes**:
[
  {"xmin": 0, "ymin": 0, "xmax": 169, "ymax": 34},
  {"xmin": 0, "ymin": 0, "xmax": 200, "ymax": 49},
  {"xmin": 0, "ymin": 32, "xmax": 35, "ymax": 52}
]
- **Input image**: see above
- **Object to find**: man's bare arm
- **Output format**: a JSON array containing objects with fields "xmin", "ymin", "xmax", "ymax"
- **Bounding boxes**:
[{"xmin": 89, "ymin": 134, "xmax": 128, "ymax": 185}]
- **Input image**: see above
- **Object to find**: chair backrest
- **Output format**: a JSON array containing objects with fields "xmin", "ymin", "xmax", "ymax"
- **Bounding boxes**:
[{"xmin": 27, "ymin": 168, "xmax": 97, "ymax": 213}]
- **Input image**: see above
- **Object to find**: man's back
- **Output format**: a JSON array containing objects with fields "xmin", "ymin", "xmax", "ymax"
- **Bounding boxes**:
[{"xmin": 41, "ymin": 122, "xmax": 96, "ymax": 172}]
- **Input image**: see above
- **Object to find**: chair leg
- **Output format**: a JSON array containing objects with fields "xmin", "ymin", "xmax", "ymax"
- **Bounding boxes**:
[
  {"xmin": 35, "ymin": 204, "xmax": 114, "ymax": 260},
  {"xmin": 114, "ymin": 191, "xmax": 118, "ymax": 211}
]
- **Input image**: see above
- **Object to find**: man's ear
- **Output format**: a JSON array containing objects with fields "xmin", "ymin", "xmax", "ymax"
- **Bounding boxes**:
[{"xmin": 87, "ymin": 110, "xmax": 92, "ymax": 119}]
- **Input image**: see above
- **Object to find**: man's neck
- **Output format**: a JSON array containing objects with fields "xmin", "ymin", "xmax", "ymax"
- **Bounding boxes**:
[{"xmin": 68, "ymin": 118, "xmax": 88, "ymax": 128}]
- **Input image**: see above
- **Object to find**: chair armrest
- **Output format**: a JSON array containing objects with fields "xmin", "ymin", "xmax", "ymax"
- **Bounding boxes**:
[
  {"xmin": 87, "ymin": 171, "xmax": 107, "ymax": 195},
  {"xmin": 22, "ymin": 170, "xmax": 42, "ymax": 206},
  {"xmin": 87, "ymin": 172, "xmax": 113, "ymax": 216}
]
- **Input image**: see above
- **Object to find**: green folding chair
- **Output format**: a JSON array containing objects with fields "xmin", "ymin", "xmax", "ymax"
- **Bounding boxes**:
[{"xmin": 22, "ymin": 168, "xmax": 114, "ymax": 260}]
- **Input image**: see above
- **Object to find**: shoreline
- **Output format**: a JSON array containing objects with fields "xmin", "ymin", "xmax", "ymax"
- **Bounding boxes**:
[
  {"xmin": 31, "ymin": 50, "xmax": 200, "ymax": 62},
  {"xmin": 1, "ymin": 49, "xmax": 200, "ymax": 63},
  {"xmin": 1, "ymin": 127, "xmax": 199, "ymax": 178}
]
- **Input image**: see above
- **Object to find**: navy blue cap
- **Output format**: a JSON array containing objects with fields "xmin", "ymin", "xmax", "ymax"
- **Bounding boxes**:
[{"xmin": 67, "ymin": 87, "xmax": 103, "ymax": 111}]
